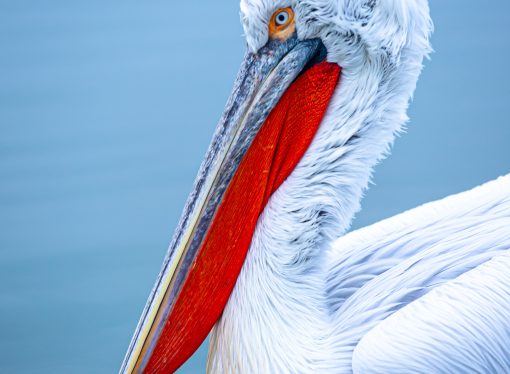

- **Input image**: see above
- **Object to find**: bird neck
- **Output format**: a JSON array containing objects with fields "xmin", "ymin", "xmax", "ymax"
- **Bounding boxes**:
[{"xmin": 207, "ymin": 52, "xmax": 424, "ymax": 370}]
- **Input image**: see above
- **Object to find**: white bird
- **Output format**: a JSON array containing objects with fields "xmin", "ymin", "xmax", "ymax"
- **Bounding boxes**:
[{"xmin": 120, "ymin": 0, "xmax": 510, "ymax": 373}]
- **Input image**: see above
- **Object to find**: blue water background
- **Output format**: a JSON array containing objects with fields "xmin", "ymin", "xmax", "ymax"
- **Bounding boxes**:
[{"xmin": 1, "ymin": 1, "xmax": 509, "ymax": 372}]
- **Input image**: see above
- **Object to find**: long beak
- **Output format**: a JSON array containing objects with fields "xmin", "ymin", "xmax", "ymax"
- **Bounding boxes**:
[{"xmin": 120, "ymin": 35, "xmax": 340, "ymax": 374}]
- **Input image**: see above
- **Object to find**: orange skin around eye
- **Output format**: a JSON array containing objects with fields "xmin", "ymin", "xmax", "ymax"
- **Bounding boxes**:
[{"xmin": 269, "ymin": 7, "xmax": 296, "ymax": 40}]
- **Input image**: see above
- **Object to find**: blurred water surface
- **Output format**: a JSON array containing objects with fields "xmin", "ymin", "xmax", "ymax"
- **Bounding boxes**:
[{"xmin": 0, "ymin": 1, "xmax": 509, "ymax": 373}]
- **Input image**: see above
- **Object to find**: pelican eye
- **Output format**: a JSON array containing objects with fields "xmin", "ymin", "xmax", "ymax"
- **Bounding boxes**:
[{"xmin": 269, "ymin": 7, "xmax": 295, "ymax": 40}]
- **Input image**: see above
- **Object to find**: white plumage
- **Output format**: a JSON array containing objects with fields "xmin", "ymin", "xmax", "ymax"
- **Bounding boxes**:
[
  {"xmin": 331, "ymin": 175, "xmax": 510, "ymax": 371},
  {"xmin": 353, "ymin": 251, "xmax": 510, "ymax": 372},
  {"xmin": 205, "ymin": 0, "xmax": 510, "ymax": 372}
]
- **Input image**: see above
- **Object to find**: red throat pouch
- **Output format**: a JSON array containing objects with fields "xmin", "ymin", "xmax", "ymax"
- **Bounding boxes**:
[{"xmin": 145, "ymin": 61, "xmax": 341, "ymax": 373}]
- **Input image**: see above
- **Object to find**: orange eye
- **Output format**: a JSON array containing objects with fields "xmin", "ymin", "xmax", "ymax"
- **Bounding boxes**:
[{"xmin": 269, "ymin": 7, "xmax": 295, "ymax": 40}]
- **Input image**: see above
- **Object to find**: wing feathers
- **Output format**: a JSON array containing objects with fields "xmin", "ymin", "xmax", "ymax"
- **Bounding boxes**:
[
  {"xmin": 325, "ymin": 174, "xmax": 510, "ymax": 370},
  {"xmin": 352, "ymin": 252, "xmax": 510, "ymax": 373},
  {"xmin": 327, "ymin": 174, "xmax": 510, "ymax": 310}
]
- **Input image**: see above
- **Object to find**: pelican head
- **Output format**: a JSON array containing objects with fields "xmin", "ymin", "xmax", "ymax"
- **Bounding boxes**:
[{"xmin": 120, "ymin": 1, "xmax": 432, "ymax": 373}]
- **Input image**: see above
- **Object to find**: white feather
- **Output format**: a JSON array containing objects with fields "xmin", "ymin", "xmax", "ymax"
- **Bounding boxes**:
[
  {"xmin": 328, "ymin": 177, "xmax": 510, "ymax": 370},
  {"xmin": 352, "ymin": 251, "xmax": 510, "ymax": 373}
]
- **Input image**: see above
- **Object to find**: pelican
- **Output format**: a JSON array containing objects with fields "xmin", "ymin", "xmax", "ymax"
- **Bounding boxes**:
[{"xmin": 120, "ymin": 0, "xmax": 510, "ymax": 372}]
